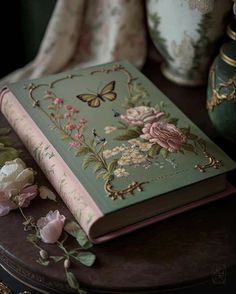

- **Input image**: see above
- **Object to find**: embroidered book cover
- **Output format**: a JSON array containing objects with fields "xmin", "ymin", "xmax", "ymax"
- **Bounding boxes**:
[{"xmin": 1, "ymin": 60, "xmax": 235, "ymax": 243}]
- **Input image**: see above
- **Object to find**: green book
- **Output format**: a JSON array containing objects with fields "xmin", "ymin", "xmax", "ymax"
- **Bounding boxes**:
[{"xmin": 1, "ymin": 60, "xmax": 235, "ymax": 243}]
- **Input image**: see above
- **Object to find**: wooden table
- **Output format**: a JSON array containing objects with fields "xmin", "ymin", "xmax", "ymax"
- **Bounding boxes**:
[{"xmin": 0, "ymin": 58, "xmax": 236, "ymax": 294}]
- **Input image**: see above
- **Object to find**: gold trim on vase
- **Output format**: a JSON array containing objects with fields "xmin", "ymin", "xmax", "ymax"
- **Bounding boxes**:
[
  {"xmin": 226, "ymin": 24, "xmax": 236, "ymax": 41},
  {"xmin": 0, "ymin": 282, "xmax": 12, "ymax": 294},
  {"xmin": 207, "ymin": 65, "xmax": 236, "ymax": 111},
  {"xmin": 220, "ymin": 48, "xmax": 236, "ymax": 67}
]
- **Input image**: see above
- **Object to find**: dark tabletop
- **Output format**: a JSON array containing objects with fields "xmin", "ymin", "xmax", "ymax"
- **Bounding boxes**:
[{"xmin": 0, "ymin": 57, "xmax": 236, "ymax": 294}]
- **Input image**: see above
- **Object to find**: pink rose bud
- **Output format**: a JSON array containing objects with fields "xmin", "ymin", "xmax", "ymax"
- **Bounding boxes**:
[{"xmin": 37, "ymin": 210, "xmax": 65, "ymax": 244}]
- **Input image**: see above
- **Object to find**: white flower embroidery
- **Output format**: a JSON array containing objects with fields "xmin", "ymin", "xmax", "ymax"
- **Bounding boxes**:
[
  {"xmin": 104, "ymin": 126, "xmax": 117, "ymax": 134},
  {"xmin": 114, "ymin": 168, "xmax": 130, "ymax": 178}
]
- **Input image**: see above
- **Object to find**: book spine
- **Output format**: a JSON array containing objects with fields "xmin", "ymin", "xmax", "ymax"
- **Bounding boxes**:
[{"xmin": 0, "ymin": 89, "xmax": 103, "ymax": 236}]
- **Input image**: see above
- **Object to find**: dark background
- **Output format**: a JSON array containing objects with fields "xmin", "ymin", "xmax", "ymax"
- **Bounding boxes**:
[{"xmin": 0, "ymin": 0, "xmax": 56, "ymax": 79}]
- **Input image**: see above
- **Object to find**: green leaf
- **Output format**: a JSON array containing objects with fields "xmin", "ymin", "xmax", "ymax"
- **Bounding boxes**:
[
  {"xmin": 82, "ymin": 154, "xmax": 97, "ymax": 169},
  {"xmin": 0, "ymin": 128, "xmax": 11, "ymax": 136},
  {"xmin": 66, "ymin": 271, "xmax": 79, "ymax": 289},
  {"xmin": 187, "ymin": 133, "xmax": 198, "ymax": 140},
  {"xmin": 182, "ymin": 143, "xmax": 197, "ymax": 154},
  {"xmin": 96, "ymin": 170, "xmax": 107, "ymax": 179},
  {"xmin": 197, "ymin": 138, "xmax": 206, "ymax": 148},
  {"xmin": 180, "ymin": 127, "xmax": 191, "ymax": 135},
  {"xmin": 148, "ymin": 144, "xmax": 161, "ymax": 158},
  {"xmin": 76, "ymin": 146, "xmax": 91, "ymax": 156},
  {"xmin": 50, "ymin": 256, "xmax": 64, "ymax": 262},
  {"xmin": 93, "ymin": 162, "xmax": 104, "ymax": 173},
  {"xmin": 115, "ymin": 129, "xmax": 141, "ymax": 141},
  {"xmin": 64, "ymin": 221, "xmax": 92, "ymax": 249},
  {"xmin": 61, "ymin": 135, "xmax": 70, "ymax": 141},
  {"xmin": 102, "ymin": 172, "xmax": 113, "ymax": 181},
  {"xmin": 0, "ymin": 147, "xmax": 20, "ymax": 166},
  {"xmin": 168, "ymin": 118, "xmax": 179, "ymax": 125},
  {"xmin": 73, "ymin": 252, "xmax": 96, "ymax": 267},
  {"xmin": 107, "ymin": 159, "xmax": 118, "ymax": 173},
  {"xmin": 160, "ymin": 148, "xmax": 169, "ymax": 158}
]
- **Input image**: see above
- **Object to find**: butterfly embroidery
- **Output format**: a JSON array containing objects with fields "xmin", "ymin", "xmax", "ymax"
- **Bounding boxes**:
[{"xmin": 76, "ymin": 81, "xmax": 117, "ymax": 107}]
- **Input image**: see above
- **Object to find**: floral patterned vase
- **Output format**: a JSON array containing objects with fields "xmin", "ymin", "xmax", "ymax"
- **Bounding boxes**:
[
  {"xmin": 207, "ymin": 22, "xmax": 236, "ymax": 142},
  {"xmin": 146, "ymin": 0, "xmax": 232, "ymax": 86}
]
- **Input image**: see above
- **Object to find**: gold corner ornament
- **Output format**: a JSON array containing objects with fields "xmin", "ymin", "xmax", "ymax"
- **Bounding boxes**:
[
  {"xmin": 207, "ymin": 65, "xmax": 236, "ymax": 111},
  {"xmin": 195, "ymin": 150, "xmax": 222, "ymax": 172},
  {"xmin": 104, "ymin": 180, "xmax": 147, "ymax": 200},
  {"xmin": 0, "ymin": 282, "xmax": 12, "ymax": 294}
]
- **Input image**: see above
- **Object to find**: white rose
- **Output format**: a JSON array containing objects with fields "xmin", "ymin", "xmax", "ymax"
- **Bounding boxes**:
[{"xmin": 0, "ymin": 158, "xmax": 34, "ymax": 191}]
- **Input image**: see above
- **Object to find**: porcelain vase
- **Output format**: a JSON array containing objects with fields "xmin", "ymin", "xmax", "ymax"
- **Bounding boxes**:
[{"xmin": 146, "ymin": 0, "xmax": 232, "ymax": 86}]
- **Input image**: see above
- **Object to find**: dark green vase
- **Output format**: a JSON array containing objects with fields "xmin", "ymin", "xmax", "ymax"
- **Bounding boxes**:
[{"xmin": 207, "ymin": 22, "xmax": 236, "ymax": 142}]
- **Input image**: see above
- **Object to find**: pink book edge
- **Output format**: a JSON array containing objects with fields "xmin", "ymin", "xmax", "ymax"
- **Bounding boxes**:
[{"xmin": 0, "ymin": 88, "xmax": 103, "ymax": 236}]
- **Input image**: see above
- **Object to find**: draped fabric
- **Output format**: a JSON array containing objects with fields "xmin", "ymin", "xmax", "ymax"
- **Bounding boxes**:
[{"xmin": 0, "ymin": 0, "xmax": 147, "ymax": 86}]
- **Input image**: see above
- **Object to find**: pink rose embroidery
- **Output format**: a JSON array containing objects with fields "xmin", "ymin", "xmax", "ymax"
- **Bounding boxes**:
[
  {"xmin": 37, "ymin": 210, "xmax": 66, "ymax": 244},
  {"xmin": 141, "ymin": 122, "xmax": 186, "ymax": 152},
  {"xmin": 120, "ymin": 106, "xmax": 165, "ymax": 126}
]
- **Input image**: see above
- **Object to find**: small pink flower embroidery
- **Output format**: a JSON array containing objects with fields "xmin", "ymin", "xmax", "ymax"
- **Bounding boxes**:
[
  {"xmin": 79, "ymin": 117, "xmax": 87, "ymax": 125},
  {"xmin": 37, "ymin": 210, "xmax": 65, "ymax": 244},
  {"xmin": 65, "ymin": 104, "xmax": 80, "ymax": 113},
  {"xmin": 69, "ymin": 141, "xmax": 81, "ymax": 149},
  {"xmin": 64, "ymin": 112, "xmax": 71, "ymax": 119},
  {"xmin": 74, "ymin": 133, "xmax": 83, "ymax": 140},
  {"xmin": 65, "ymin": 123, "xmax": 76, "ymax": 131},
  {"xmin": 54, "ymin": 98, "xmax": 64, "ymax": 105}
]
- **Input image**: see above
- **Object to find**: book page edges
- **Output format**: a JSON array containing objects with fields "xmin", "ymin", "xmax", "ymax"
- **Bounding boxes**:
[
  {"xmin": 91, "ymin": 182, "xmax": 236, "ymax": 244},
  {"xmin": 0, "ymin": 88, "xmax": 103, "ymax": 237}
]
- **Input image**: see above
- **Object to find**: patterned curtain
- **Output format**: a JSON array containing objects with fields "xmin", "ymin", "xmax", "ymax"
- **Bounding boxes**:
[{"xmin": 0, "ymin": 0, "xmax": 146, "ymax": 86}]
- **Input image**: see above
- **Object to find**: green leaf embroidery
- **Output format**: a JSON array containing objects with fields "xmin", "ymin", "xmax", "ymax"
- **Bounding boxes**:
[
  {"xmin": 96, "ymin": 170, "xmax": 107, "ymax": 179},
  {"xmin": 76, "ymin": 146, "xmax": 91, "ymax": 156},
  {"xmin": 82, "ymin": 154, "xmax": 97, "ymax": 169},
  {"xmin": 115, "ymin": 129, "xmax": 141, "ymax": 141},
  {"xmin": 160, "ymin": 148, "xmax": 169, "ymax": 158},
  {"xmin": 167, "ymin": 118, "xmax": 179, "ymax": 125},
  {"xmin": 148, "ymin": 144, "xmax": 161, "ymax": 158},
  {"xmin": 107, "ymin": 159, "xmax": 118, "ymax": 173},
  {"xmin": 182, "ymin": 143, "xmax": 197, "ymax": 154},
  {"xmin": 197, "ymin": 138, "xmax": 206, "ymax": 148},
  {"xmin": 93, "ymin": 162, "xmax": 104, "ymax": 173},
  {"xmin": 187, "ymin": 133, "xmax": 198, "ymax": 140},
  {"xmin": 180, "ymin": 127, "xmax": 191, "ymax": 135}
]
